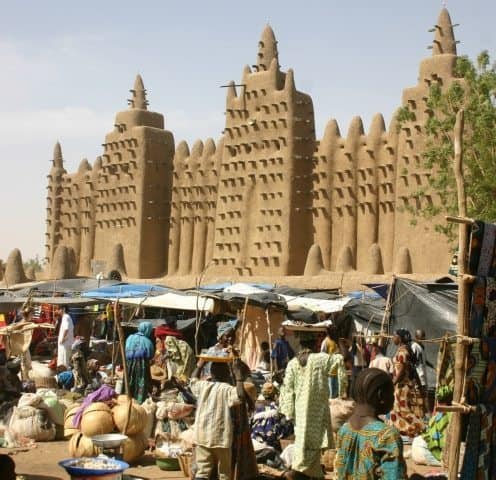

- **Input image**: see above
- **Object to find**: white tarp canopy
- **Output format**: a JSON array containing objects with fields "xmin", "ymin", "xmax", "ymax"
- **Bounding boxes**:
[
  {"xmin": 89, "ymin": 282, "xmax": 350, "ymax": 316},
  {"xmin": 116, "ymin": 291, "xmax": 216, "ymax": 313},
  {"xmin": 223, "ymin": 283, "xmax": 352, "ymax": 314}
]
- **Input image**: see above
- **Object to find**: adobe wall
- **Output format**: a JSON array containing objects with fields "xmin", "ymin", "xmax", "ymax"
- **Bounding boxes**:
[{"xmin": 42, "ymin": 8, "xmax": 459, "ymax": 281}]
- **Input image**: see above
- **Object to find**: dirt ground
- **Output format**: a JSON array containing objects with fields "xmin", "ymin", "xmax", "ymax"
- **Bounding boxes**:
[{"xmin": 1, "ymin": 440, "xmax": 443, "ymax": 480}]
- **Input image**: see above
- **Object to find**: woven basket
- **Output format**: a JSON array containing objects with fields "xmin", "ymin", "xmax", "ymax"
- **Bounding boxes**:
[
  {"xmin": 178, "ymin": 454, "xmax": 193, "ymax": 478},
  {"xmin": 33, "ymin": 374, "xmax": 57, "ymax": 389},
  {"xmin": 321, "ymin": 448, "xmax": 336, "ymax": 472}
]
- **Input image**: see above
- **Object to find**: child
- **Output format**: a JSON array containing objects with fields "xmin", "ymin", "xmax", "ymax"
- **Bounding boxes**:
[
  {"xmin": 191, "ymin": 358, "xmax": 245, "ymax": 480},
  {"xmin": 258, "ymin": 341, "xmax": 271, "ymax": 371},
  {"xmin": 271, "ymin": 327, "xmax": 294, "ymax": 371},
  {"xmin": 334, "ymin": 368, "xmax": 407, "ymax": 479}
]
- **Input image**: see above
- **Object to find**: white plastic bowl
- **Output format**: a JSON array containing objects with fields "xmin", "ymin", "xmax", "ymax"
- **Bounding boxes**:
[{"xmin": 91, "ymin": 434, "xmax": 128, "ymax": 448}]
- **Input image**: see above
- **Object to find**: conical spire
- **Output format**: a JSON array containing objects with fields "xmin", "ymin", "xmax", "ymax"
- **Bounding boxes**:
[
  {"xmin": 53, "ymin": 141, "xmax": 64, "ymax": 168},
  {"xmin": 284, "ymin": 68, "xmax": 295, "ymax": 93},
  {"xmin": 321, "ymin": 119, "xmax": 341, "ymax": 150},
  {"xmin": 257, "ymin": 25, "xmax": 278, "ymax": 71},
  {"xmin": 129, "ymin": 74, "xmax": 148, "ymax": 110},
  {"xmin": 432, "ymin": 8, "xmax": 456, "ymax": 55},
  {"xmin": 175, "ymin": 141, "xmax": 190, "ymax": 161}
]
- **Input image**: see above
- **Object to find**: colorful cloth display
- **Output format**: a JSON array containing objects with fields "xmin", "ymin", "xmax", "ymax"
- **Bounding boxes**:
[
  {"xmin": 459, "ymin": 220, "xmax": 496, "ymax": 477},
  {"xmin": 164, "ymin": 336, "xmax": 195, "ymax": 379},
  {"xmin": 421, "ymin": 412, "xmax": 451, "ymax": 462}
]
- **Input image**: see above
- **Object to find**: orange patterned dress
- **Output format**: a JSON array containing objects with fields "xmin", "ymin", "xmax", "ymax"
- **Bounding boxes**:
[{"xmin": 390, "ymin": 345, "xmax": 425, "ymax": 437}]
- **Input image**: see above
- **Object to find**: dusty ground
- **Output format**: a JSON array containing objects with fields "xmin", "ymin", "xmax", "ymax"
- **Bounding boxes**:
[
  {"xmin": 1, "ymin": 441, "xmax": 443, "ymax": 480},
  {"xmin": 1, "ymin": 441, "xmax": 183, "ymax": 480}
]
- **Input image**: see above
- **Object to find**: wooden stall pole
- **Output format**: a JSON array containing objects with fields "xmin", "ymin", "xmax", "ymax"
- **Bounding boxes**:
[
  {"xmin": 238, "ymin": 296, "xmax": 250, "ymax": 360},
  {"xmin": 194, "ymin": 261, "xmax": 213, "ymax": 355},
  {"xmin": 379, "ymin": 275, "xmax": 396, "ymax": 347},
  {"xmin": 447, "ymin": 109, "xmax": 468, "ymax": 480},
  {"xmin": 113, "ymin": 300, "xmax": 133, "ymax": 435},
  {"xmin": 265, "ymin": 308, "xmax": 274, "ymax": 377}
]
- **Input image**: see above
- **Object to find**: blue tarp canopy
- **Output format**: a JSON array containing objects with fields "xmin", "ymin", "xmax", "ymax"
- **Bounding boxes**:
[
  {"xmin": 82, "ymin": 283, "xmax": 169, "ymax": 299},
  {"xmin": 197, "ymin": 282, "xmax": 275, "ymax": 293}
]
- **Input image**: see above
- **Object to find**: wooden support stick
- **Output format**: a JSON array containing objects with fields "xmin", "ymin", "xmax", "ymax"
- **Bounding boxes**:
[
  {"xmin": 448, "ymin": 109, "xmax": 468, "ymax": 480},
  {"xmin": 436, "ymin": 403, "xmax": 476, "ymax": 414},
  {"xmin": 265, "ymin": 308, "xmax": 274, "ymax": 376},
  {"xmin": 379, "ymin": 276, "xmax": 395, "ymax": 347},
  {"xmin": 445, "ymin": 215, "xmax": 474, "ymax": 225},
  {"xmin": 238, "ymin": 296, "xmax": 249, "ymax": 360},
  {"xmin": 461, "ymin": 274, "xmax": 477, "ymax": 283},
  {"xmin": 114, "ymin": 300, "xmax": 132, "ymax": 434}
]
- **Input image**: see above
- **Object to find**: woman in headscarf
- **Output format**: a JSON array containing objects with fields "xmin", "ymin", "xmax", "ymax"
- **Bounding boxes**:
[
  {"xmin": 201, "ymin": 321, "xmax": 238, "ymax": 379},
  {"xmin": 125, "ymin": 321, "xmax": 154, "ymax": 403},
  {"xmin": 390, "ymin": 328, "xmax": 425, "ymax": 437}
]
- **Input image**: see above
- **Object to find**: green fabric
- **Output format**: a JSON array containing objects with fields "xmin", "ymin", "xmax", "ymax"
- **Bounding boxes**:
[
  {"xmin": 422, "ymin": 412, "xmax": 451, "ymax": 461},
  {"xmin": 128, "ymin": 357, "xmax": 151, "ymax": 403},
  {"xmin": 279, "ymin": 353, "xmax": 333, "ymax": 478},
  {"xmin": 329, "ymin": 353, "xmax": 347, "ymax": 397},
  {"xmin": 165, "ymin": 336, "xmax": 196, "ymax": 379}
]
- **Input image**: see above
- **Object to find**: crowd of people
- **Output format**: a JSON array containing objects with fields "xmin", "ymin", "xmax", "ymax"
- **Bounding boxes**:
[{"xmin": 0, "ymin": 303, "xmax": 449, "ymax": 480}]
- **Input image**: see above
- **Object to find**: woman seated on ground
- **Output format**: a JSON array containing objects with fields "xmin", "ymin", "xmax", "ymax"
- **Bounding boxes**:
[
  {"xmin": 251, "ymin": 382, "xmax": 293, "ymax": 451},
  {"xmin": 86, "ymin": 359, "xmax": 104, "ymax": 392},
  {"xmin": 56, "ymin": 365, "xmax": 74, "ymax": 390},
  {"xmin": 334, "ymin": 368, "xmax": 407, "ymax": 479}
]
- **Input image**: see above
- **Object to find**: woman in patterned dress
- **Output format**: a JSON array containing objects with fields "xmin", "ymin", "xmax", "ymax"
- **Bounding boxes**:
[
  {"xmin": 334, "ymin": 368, "xmax": 407, "ymax": 479},
  {"xmin": 279, "ymin": 339, "xmax": 334, "ymax": 479},
  {"xmin": 390, "ymin": 329, "xmax": 425, "ymax": 437}
]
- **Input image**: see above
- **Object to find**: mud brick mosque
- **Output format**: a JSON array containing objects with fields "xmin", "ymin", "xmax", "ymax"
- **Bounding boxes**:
[{"xmin": 44, "ymin": 8, "xmax": 460, "ymax": 280}]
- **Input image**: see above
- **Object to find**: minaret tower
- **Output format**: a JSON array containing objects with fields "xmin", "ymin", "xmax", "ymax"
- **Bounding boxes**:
[
  {"xmin": 212, "ymin": 26, "xmax": 316, "ymax": 275},
  {"xmin": 393, "ymin": 7, "xmax": 459, "ymax": 273},
  {"xmin": 45, "ymin": 142, "xmax": 66, "ymax": 265},
  {"xmin": 93, "ymin": 75, "xmax": 175, "ymax": 278}
]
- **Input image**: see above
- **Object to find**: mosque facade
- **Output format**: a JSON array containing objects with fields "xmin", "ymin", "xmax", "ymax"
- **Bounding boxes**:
[{"xmin": 45, "ymin": 8, "xmax": 459, "ymax": 279}]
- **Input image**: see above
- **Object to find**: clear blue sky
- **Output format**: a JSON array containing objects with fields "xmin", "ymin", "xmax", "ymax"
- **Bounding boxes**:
[{"xmin": 1, "ymin": 1, "xmax": 495, "ymax": 262}]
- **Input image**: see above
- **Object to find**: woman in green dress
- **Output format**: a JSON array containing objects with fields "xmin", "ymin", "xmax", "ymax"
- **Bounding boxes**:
[
  {"xmin": 334, "ymin": 368, "xmax": 407, "ymax": 479},
  {"xmin": 279, "ymin": 339, "xmax": 334, "ymax": 479}
]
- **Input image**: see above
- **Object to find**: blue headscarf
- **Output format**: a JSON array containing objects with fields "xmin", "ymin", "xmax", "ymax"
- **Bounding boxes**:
[
  {"xmin": 125, "ymin": 321, "xmax": 155, "ymax": 360},
  {"xmin": 217, "ymin": 319, "xmax": 239, "ymax": 340},
  {"xmin": 57, "ymin": 370, "xmax": 74, "ymax": 389}
]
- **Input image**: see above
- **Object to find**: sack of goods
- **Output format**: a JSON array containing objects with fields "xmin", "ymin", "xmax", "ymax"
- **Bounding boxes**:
[
  {"xmin": 9, "ymin": 405, "xmax": 56, "ymax": 442},
  {"xmin": 329, "ymin": 398, "xmax": 355, "ymax": 432},
  {"xmin": 64, "ymin": 403, "xmax": 81, "ymax": 439},
  {"xmin": 29, "ymin": 363, "xmax": 57, "ymax": 389},
  {"xmin": 112, "ymin": 401, "xmax": 147, "ymax": 436},
  {"xmin": 121, "ymin": 431, "xmax": 148, "ymax": 463},
  {"xmin": 80, "ymin": 402, "xmax": 115, "ymax": 437},
  {"xmin": 68, "ymin": 432, "xmax": 97, "ymax": 458},
  {"xmin": 141, "ymin": 397, "xmax": 157, "ymax": 440},
  {"xmin": 37, "ymin": 390, "xmax": 66, "ymax": 426}
]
